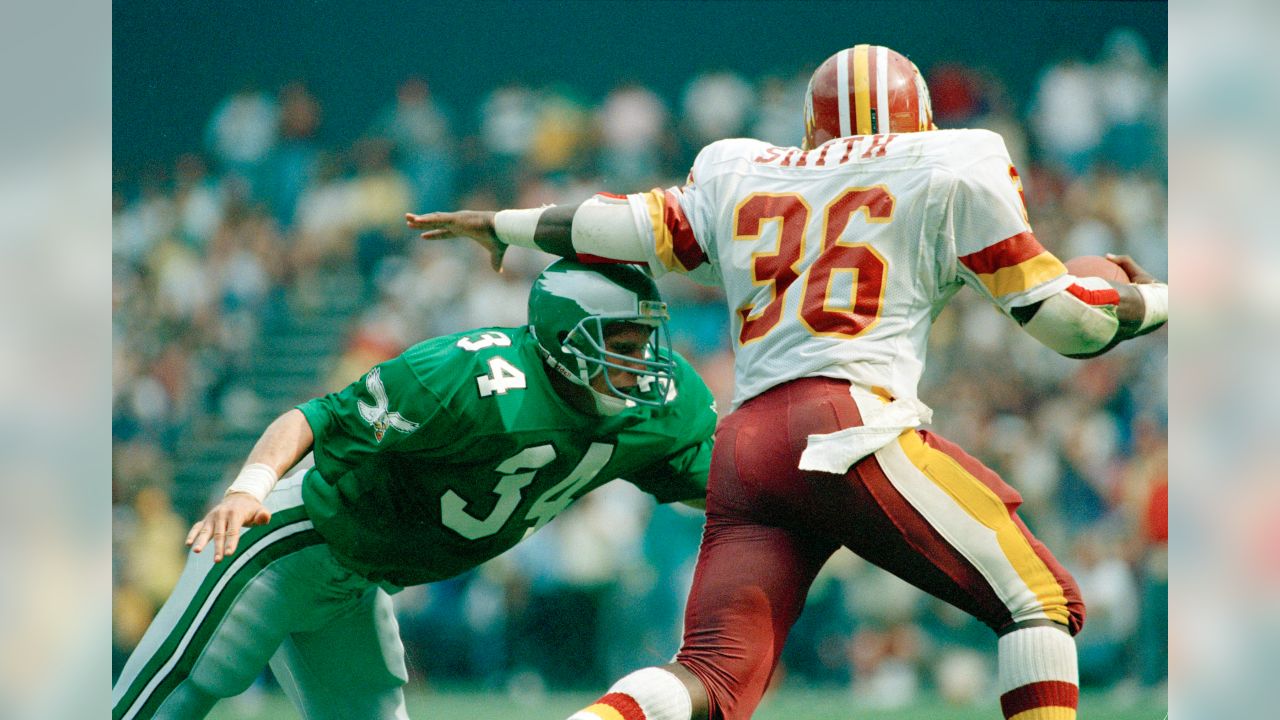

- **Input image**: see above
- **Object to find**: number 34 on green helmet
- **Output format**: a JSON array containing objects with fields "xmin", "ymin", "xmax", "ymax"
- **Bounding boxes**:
[{"xmin": 527, "ymin": 259, "xmax": 677, "ymax": 415}]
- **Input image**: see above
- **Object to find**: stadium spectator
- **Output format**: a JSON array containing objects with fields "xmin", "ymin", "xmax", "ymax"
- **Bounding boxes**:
[
  {"xmin": 749, "ymin": 72, "xmax": 809, "ymax": 148},
  {"xmin": 477, "ymin": 82, "xmax": 540, "ymax": 203},
  {"xmin": 372, "ymin": 77, "xmax": 458, "ymax": 212},
  {"xmin": 259, "ymin": 81, "xmax": 322, "ymax": 228},
  {"xmin": 678, "ymin": 70, "xmax": 755, "ymax": 167},
  {"xmin": 1095, "ymin": 28, "xmax": 1163, "ymax": 174},
  {"xmin": 1030, "ymin": 57, "xmax": 1103, "ymax": 177},
  {"xmin": 203, "ymin": 83, "xmax": 280, "ymax": 190},
  {"xmin": 1068, "ymin": 532, "xmax": 1139, "ymax": 688},
  {"xmin": 597, "ymin": 83, "xmax": 672, "ymax": 190}
]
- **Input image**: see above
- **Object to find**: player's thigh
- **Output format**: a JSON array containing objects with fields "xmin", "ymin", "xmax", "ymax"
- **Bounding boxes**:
[
  {"xmin": 834, "ymin": 429, "xmax": 1081, "ymax": 633},
  {"xmin": 112, "ymin": 477, "xmax": 326, "ymax": 720},
  {"xmin": 270, "ymin": 587, "xmax": 409, "ymax": 720},
  {"xmin": 676, "ymin": 513, "xmax": 835, "ymax": 720},
  {"xmin": 112, "ymin": 535, "xmax": 329, "ymax": 719},
  {"xmin": 704, "ymin": 377, "xmax": 856, "ymax": 524}
]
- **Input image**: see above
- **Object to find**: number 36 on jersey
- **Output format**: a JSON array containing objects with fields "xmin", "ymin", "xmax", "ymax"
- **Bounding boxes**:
[{"xmin": 733, "ymin": 186, "xmax": 894, "ymax": 345}]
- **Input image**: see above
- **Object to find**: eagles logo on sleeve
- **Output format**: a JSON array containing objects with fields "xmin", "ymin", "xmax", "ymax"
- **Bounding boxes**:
[{"xmin": 357, "ymin": 367, "xmax": 421, "ymax": 442}]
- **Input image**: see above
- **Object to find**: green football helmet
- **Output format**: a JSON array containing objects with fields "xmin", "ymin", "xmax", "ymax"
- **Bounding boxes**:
[{"xmin": 528, "ymin": 259, "xmax": 677, "ymax": 415}]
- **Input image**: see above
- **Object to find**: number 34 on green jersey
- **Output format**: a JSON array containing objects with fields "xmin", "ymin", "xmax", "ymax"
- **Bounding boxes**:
[
  {"xmin": 440, "ymin": 442, "xmax": 614, "ymax": 540},
  {"xmin": 444, "ymin": 330, "xmax": 609, "ymax": 540}
]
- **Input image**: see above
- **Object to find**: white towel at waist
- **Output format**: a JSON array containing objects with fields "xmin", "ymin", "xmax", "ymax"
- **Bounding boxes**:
[{"xmin": 797, "ymin": 386, "xmax": 933, "ymax": 474}]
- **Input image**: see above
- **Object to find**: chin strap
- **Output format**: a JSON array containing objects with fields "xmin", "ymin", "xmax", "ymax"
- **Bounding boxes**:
[
  {"xmin": 535, "ymin": 341, "xmax": 632, "ymax": 416},
  {"xmin": 589, "ymin": 390, "xmax": 631, "ymax": 416}
]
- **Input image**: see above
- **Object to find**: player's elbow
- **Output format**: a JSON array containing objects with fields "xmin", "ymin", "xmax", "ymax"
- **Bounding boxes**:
[
  {"xmin": 1016, "ymin": 292, "xmax": 1120, "ymax": 359},
  {"xmin": 1049, "ymin": 328, "xmax": 1116, "ymax": 359},
  {"xmin": 571, "ymin": 194, "xmax": 650, "ymax": 261}
]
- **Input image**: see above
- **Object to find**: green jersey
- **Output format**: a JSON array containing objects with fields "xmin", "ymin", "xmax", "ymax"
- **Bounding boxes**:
[{"xmin": 296, "ymin": 326, "xmax": 717, "ymax": 587}]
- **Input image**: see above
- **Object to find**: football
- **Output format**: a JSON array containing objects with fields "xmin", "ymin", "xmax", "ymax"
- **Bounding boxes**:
[{"xmin": 1065, "ymin": 255, "xmax": 1129, "ymax": 283}]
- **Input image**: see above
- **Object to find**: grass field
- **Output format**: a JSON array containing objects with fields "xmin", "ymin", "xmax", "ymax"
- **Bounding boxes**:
[{"xmin": 207, "ymin": 685, "xmax": 1168, "ymax": 719}]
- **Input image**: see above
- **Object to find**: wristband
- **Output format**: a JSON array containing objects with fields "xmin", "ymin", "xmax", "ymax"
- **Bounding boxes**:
[
  {"xmin": 493, "ymin": 207, "xmax": 547, "ymax": 249},
  {"xmin": 1134, "ymin": 282, "xmax": 1168, "ymax": 333},
  {"xmin": 224, "ymin": 463, "xmax": 279, "ymax": 503}
]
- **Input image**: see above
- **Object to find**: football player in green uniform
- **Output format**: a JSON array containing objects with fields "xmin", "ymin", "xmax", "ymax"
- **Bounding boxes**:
[{"xmin": 112, "ymin": 259, "xmax": 718, "ymax": 720}]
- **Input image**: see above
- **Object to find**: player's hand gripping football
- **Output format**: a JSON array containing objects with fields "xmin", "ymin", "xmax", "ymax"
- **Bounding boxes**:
[
  {"xmin": 186, "ymin": 492, "xmax": 272, "ymax": 562},
  {"xmin": 1104, "ymin": 253, "xmax": 1158, "ymax": 283},
  {"xmin": 405, "ymin": 210, "xmax": 508, "ymax": 272}
]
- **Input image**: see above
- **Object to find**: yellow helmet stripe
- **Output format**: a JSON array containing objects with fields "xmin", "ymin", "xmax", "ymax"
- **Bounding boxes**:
[{"xmin": 852, "ymin": 44, "xmax": 872, "ymax": 135}]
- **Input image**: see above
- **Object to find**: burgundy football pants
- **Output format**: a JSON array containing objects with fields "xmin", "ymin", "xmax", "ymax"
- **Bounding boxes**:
[{"xmin": 674, "ymin": 377, "xmax": 1084, "ymax": 720}]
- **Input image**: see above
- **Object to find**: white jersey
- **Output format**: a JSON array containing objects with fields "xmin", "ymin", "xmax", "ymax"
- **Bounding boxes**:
[{"xmin": 625, "ymin": 129, "xmax": 1071, "ymax": 409}]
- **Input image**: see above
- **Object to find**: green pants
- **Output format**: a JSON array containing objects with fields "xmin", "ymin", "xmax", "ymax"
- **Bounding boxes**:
[{"xmin": 112, "ymin": 470, "xmax": 409, "ymax": 719}]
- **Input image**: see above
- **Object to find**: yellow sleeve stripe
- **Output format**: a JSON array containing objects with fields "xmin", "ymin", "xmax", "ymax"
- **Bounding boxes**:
[
  {"xmin": 641, "ymin": 189, "xmax": 680, "ymax": 271},
  {"xmin": 974, "ymin": 252, "xmax": 1067, "ymax": 298}
]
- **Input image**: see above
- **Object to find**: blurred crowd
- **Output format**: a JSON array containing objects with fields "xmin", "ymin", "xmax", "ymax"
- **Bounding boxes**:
[{"xmin": 112, "ymin": 29, "xmax": 1167, "ymax": 708}]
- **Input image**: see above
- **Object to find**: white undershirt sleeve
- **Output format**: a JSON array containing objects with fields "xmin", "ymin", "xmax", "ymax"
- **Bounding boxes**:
[
  {"xmin": 1019, "ymin": 289, "xmax": 1120, "ymax": 356},
  {"xmin": 569, "ymin": 195, "xmax": 649, "ymax": 261},
  {"xmin": 493, "ymin": 196, "xmax": 650, "ymax": 262},
  {"xmin": 492, "ymin": 207, "xmax": 545, "ymax": 249}
]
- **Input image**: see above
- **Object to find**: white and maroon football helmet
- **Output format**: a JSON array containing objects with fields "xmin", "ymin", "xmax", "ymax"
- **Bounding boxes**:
[{"xmin": 802, "ymin": 44, "xmax": 935, "ymax": 148}]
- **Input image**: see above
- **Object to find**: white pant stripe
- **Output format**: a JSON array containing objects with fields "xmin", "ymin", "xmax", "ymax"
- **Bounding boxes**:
[
  {"xmin": 874, "ymin": 438, "xmax": 1049, "ymax": 624},
  {"xmin": 118, "ymin": 519, "xmax": 315, "ymax": 720}
]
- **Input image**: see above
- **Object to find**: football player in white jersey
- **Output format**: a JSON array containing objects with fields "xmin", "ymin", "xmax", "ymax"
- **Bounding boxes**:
[{"xmin": 409, "ymin": 44, "xmax": 1167, "ymax": 720}]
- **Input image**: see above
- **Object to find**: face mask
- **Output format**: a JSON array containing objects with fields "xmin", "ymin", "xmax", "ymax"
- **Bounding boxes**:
[{"xmin": 539, "ymin": 344, "xmax": 636, "ymax": 417}]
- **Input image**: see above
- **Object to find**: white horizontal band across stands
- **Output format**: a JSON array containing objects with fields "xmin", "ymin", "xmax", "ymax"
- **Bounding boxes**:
[{"xmin": 225, "ymin": 463, "xmax": 279, "ymax": 502}]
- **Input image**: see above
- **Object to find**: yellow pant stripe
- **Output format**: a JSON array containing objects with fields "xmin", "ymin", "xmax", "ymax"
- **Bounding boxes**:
[{"xmin": 897, "ymin": 432, "xmax": 1069, "ymax": 625}]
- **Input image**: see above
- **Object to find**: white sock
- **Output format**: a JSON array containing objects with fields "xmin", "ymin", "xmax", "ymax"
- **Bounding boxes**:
[
  {"xmin": 568, "ymin": 667, "xmax": 693, "ymax": 720},
  {"xmin": 997, "ymin": 626, "xmax": 1079, "ymax": 718}
]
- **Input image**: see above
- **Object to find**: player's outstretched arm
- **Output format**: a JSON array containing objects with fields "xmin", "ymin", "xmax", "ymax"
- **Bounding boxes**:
[
  {"xmin": 405, "ymin": 210, "xmax": 507, "ymax": 271},
  {"xmin": 408, "ymin": 195, "xmax": 652, "ymax": 271},
  {"xmin": 186, "ymin": 409, "xmax": 314, "ymax": 562},
  {"xmin": 1012, "ymin": 253, "xmax": 1167, "ymax": 359}
]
